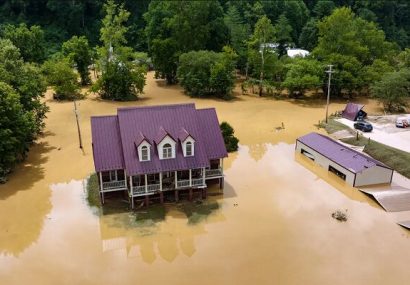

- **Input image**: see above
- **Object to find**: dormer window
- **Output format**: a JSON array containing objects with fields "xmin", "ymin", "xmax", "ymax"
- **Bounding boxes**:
[
  {"xmin": 163, "ymin": 143, "xmax": 172, "ymax": 159},
  {"xmin": 141, "ymin": 146, "xmax": 149, "ymax": 161},
  {"xmin": 186, "ymin": 141, "xmax": 193, "ymax": 156},
  {"xmin": 182, "ymin": 135, "xmax": 195, "ymax": 157},
  {"xmin": 137, "ymin": 140, "xmax": 151, "ymax": 162}
]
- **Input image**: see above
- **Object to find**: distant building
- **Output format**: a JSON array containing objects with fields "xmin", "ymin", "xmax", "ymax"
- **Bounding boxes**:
[
  {"xmin": 259, "ymin": 43, "xmax": 310, "ymax": 58},
  {"xmin": 91, "ymin": 104, "xmax": 227, "ymax": 208},
  {"xmin": 296, "ymin": 132, "xmax": 393, "ymax": 187}
]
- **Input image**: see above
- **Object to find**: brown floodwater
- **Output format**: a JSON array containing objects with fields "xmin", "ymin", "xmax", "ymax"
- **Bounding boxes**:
[{"xmin": 1, "ymin": 73, "xmax": 410, "ymax": 285}]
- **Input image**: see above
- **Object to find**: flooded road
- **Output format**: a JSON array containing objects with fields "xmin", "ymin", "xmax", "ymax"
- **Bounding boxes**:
[{"xmin": 1, "ymin": 73, "xmax": 409, "ymax": 284}]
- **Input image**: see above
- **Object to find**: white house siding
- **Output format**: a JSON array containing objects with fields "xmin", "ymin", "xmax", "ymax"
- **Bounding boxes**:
[
  {"xmin": 296, "ymin": 141, "xmax": 356, "ymax": 186},
  {"xmin": 157, "ymin": 135, "xmax": 176, "ymax": 159},
  {"xmin": 354, "ymin": 165, "xmax": 393, "ymax": 187}
]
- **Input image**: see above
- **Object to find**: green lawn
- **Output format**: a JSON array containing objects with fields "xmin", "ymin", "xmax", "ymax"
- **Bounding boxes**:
[
  {"xmin": 341, "ymin": 136, "xmax": 410, "ymax": 179},
  {"xmin": 318, "ymin": 117, "xmax": 351, "ymax": 134}
]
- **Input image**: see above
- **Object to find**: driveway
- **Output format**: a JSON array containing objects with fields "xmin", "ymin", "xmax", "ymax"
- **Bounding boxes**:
[{"xmin": 336, "ymin": 115, "xmax": 410, "ymax": 153}]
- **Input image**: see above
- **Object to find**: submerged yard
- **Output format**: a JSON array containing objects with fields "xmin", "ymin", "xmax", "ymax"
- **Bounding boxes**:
[{"xmin": 1, "ymin": 72, "xmax": 410, "ymax": 285}]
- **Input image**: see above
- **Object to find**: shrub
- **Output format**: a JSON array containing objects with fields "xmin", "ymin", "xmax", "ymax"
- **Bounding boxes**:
[{"xmin": 220, "ymin": 121, "xmax": 239, "ymax": 152}]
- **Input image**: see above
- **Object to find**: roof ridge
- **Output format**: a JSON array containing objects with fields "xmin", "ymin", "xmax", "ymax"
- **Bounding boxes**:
[{"xmin": 118, "ymin": 103, "xmax": 195, "ymax": 112}]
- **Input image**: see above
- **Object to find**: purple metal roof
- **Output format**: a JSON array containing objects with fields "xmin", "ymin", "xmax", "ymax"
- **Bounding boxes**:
[
  {"xmin": 91, "ymin": 103, "xmax": 228, "ymax": 175},
  {"xmin": 91, "ymin": 116, "xmax": 125, "ymax": 172},
  {"xmin": 341, "ymin": 103, "xmax": 364, "ymax": 121},
  {"xmin": 297, "ymin": 132, "xmax": 391, "ymax": 173}
]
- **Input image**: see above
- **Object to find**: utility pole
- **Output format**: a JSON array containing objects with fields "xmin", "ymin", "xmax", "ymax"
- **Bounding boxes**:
[
  {"xmin": 74, "ymin": 100, "xmax": 83, "ymax": 149},
  {"xmin": 325, "ymin": 64, "xmax": 334, "ymax": 123}
]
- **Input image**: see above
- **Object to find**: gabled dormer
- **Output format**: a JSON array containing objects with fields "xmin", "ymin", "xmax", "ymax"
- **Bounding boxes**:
[
  {"xmin": 156, "ymin": 127, "xmax": 176, "ymax": 159},
  {"xmin": 179, "ymin": 128, "xmax": 195, "ymax": 157},
  {"xmin": 135, "ymin": 132, "xmax": 151, "ymax": 162}
]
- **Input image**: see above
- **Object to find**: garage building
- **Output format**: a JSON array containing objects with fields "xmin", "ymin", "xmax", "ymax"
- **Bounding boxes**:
[{"xmin": 296, "ymin": 132, "xmax": 393, "ymax": 187}]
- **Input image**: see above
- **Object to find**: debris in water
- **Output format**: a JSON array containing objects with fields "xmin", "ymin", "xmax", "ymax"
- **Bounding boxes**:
[{"xmin": 331, "ymin": 210, "xmax": 348, "ymax": 222}]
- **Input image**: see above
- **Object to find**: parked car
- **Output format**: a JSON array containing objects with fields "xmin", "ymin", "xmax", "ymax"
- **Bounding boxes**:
[
  {"xmin": 396, "ymin": 116, "xmax": 410, "ymax": 128},
  {"xmin": 354, "ymin": 121, "xmax": 373, "ymax": 132}
]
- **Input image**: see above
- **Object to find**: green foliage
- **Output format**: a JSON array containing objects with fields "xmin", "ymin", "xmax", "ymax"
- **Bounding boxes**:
[
  {"xmin": 42, "ymin": 58, "xmax": 81, "ymax": 100},
  {"xmin": 370, "ymin": 68, "xmax": 410, "ymax": 112},
  {"xmin": 0, "ymin": 82, "xmax": 34, "ymax": 181},
  {"xmin": 1, "ymin": 23, "xmax": 46, "ymax": 63},
  {"xmin": 273, "ymin": 14, "xmax": 293, "ymax": 57},
  {"xmin": 282, "ymin": 58, "xmax": 323, "ymax": 96},
  {"xmin": 144, "ymin": 0, "xmax": 227, "ymax": 84},
  {"xmin": 62, "ymin": 36, "xmax": 92, "ymax": 85},
  {"xmin": 313, "ymin": 0, "xmax": 335, "ymax": 18},
  {"xmin": 177, "ymin": 49, "xmax": 236, "ymax": 99},
  {"xmin": 0, "ymin": 39, "xmax": 47, "ymax": 134},
  {"xmin": 298, "ymin": 18, "xmax": 318, "ymax": 51},
  {"xmin": 93, "ymin": 0, "xmax": 147, "ymax": 101},
  {"xmin": 313, "ymin": 7, "xmax": 396, "ymax": 96},
  {"xmin": 220, "ymin": 121, "xmax": 239, "ymax": 152},
  {"xmin": 92, "ymin": 61, "xmax": 146, "ymax": 101},
  {"xmin": 224, "ymin": 5, "xmax": 250, "ymax": 70}
]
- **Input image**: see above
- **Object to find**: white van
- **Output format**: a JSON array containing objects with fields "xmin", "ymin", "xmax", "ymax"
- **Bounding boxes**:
[{"xmin": 396, "ymin": 116, "xmax": 410, "ymax": 128}]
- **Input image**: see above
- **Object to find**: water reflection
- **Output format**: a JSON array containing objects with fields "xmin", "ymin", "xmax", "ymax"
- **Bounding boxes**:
[{"xmin": 98, "ymin": 191, "xmax": 225, "ymax": 263}]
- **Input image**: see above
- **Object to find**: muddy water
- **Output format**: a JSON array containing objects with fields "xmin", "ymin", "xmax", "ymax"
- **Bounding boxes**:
[{"xmin": 1, "ymin": 73, "xmax": 409, "ymax": 285}]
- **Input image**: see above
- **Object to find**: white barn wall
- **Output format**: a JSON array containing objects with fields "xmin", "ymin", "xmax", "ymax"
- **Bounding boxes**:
[
  {"xmin": 296, "ymin": 141, "xmax": 356, "ymax": 186},
  {"xmin": 354, "ymin": 165, "xmax": 393, "ymax": 187}
]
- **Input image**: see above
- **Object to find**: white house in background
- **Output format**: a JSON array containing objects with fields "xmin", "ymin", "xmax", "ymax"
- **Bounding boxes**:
[
  {"xmin": 286, "ymin": 48, "xmax": 310, "ymax": 58},
  {"xmin": 296, "ymin": 132, "xmax": 393, "ymax": 187}
]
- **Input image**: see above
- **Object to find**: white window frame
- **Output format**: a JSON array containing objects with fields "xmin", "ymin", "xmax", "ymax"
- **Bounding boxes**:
[
  {"xmin": 163, "ymin": 143, "xmax": 172, "ymax": 159},
  {"xmin": 141, "ymin": 146, "xmax": 149, "ymax": 161},
  {"xmin": 182, "ymin": 136, "xmax": 195, "ymax": 157},
  {"xmin": 138, "ymin": 140, "xmax": 151, "ymax": 162},
  {"xmin": 186, "ymin": 141, "xmax": 193, "ymax": 156}
]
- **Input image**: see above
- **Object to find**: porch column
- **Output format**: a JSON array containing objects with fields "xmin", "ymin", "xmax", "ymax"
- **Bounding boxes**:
[
  {"xmin": 145, "ymin": 174, "xmax": 148, "ymax": 193},
  {"xmin": 130, "ymin": 176, "xmax": 134, "ymax": 209},
  {"xmin": 99, "ymin": 172, "xmax": 104, "ymax": 204},
  {"xmin": 221, "ymin": 158, "xmax": 224, "ymax": 174},
  {"xmin": 124, "ymin": 172, "xmax": 127, "ymax": 187},
  {"xmin": 189, "ymin": 169, "xmax": 192, "ymax": 187},
  {"xmin": 202, "ymin": 167, "xmax": 206, "ymax": 185},
  {"xmin": 159, "ymin": 172, "xmax": 162, "ymax": 191},
  {"xmin": 175, "ymin": 171, "xmax": 178, "ymax": 189}
]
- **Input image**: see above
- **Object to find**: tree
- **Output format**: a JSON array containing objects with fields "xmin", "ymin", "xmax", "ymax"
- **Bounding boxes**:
[
  {"xmin": 42, "ymin": 58, "xmax": 81, "ymax": 100},
  {"xmin": 282, "ymin": 58, "xmax": 323, "ymax": 96},
  {"xmin": 0, "ymin": 82, "xmax": 34, "ymax": 181},
  {"xmin": 93, "ymin": 0, "xmax": 147, "ymax": 100},
  {"xmin": 177, "ymin": 48, "xmax": 236, "ymax": 99},
  {"xmin": 62, "ymin": 36, "xmax": 92, "ymax": 85},
  {"xmin": 273, "ymin": 14, "xmax": 293, "ymax": 57},
  {"xmin": 249, "ymin": 15, "xmax": 274, "ymax": 96},
  {"xmin": 313, "ymin": 7, "xmax": 396, "ymax": 96},
  {"xmin": 298, "ymin": 19, "xmax": 318, "ymax": 51},
  {"xmin": 313, "ymin": 0, "xmax": 335, "ymax": 18},
  {"xmin": 92, "ymin": 61, "xmax": 146, "ymax": 101},
  {"xmin": 0, "ymin": 39, "xmax": 47, "ymax": 134},
  {"xmin": 144, "ymin": 0, "xmax": 227, "ymax": 84},
  {"xmin": 220, "ymin": 122, "xmax": 239, "ymax": 152},
  {"xmin": 371, "ymin": 69, "xmax": 410, "ymax": 112},
  {"xmin": 1, "ymin": 23, "xmax": 46, "ymax": 63},
  {"xmin": 224, "ymin": 5, "xmax": 250, "ymax": 70}
]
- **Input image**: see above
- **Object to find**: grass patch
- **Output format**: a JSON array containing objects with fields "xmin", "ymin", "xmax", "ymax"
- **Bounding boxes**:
[
  {"xmin": 178, "ymin": 201, "xmax": 219, "ymax": 225},
  {"xmin": 341, "ymin": 136, "xmax": 410, "ymax": 179},
  {"xmin": 317, "ymin": 117, "xmax": 350, "ymax": 134}
]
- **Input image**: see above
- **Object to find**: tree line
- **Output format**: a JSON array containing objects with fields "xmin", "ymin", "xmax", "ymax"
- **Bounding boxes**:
[{"xmin": 1, "ymin": 0, "xmax": 410, "ymax": 180}]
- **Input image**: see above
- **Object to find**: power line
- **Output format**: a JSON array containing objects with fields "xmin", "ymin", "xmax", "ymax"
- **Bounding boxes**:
[{"xmin": 325, "ymin": 64, "xmax": 334, "ymax": 124}]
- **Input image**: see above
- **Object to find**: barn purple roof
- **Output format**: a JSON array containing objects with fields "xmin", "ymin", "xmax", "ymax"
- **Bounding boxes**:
[
  {"xmin": 297, "ymin": 132, "xmax": 391, "ymax": 173},
  {"xmin": 91, "ymin": 103, "xmax": 228, "ymax": 175},
  {"xmin": 341, "ymin": 103, "xmax": 365, "ymax": 121}
]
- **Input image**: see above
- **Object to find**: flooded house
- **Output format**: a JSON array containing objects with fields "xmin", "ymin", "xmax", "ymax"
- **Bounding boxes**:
[
  {"xmin": 296, "ymin": 132, "xmax": 393, "ymax": 187},
  {"xmin": 91, "ymin": 103, "xmax": 227, "ymax": 208}
]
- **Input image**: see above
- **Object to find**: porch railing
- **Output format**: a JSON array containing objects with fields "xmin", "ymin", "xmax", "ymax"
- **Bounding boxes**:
[
  {"xmin": 147, "ymin": 184, "xmax": 160, "ymax": 193},
  {"xmin": 205, "ymin": 168, "xmax": 223, "ymax": 177},
  {"xmin": 192, "ymin": 178, "xmax": 205, "ymax": 187},
  {"xmin": 177, "ymin": 180, "xmax": 190, "ymax": 188},
  {"xmin": 102, "ymin": 180, "xmax": 126, "ymax": 190},
  {"xmin": 132, "ymin": 185, "xmax": 145, "ymax": 196}
]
